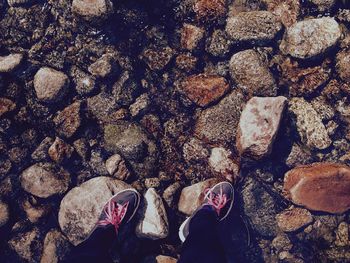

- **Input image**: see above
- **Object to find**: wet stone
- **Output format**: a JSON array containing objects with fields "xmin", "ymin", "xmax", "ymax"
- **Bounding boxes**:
[
  {"xmin": 175, "ymin": 53, "xmax": 198, "ymax": 72},
  {"xmin": 0, "ymin": 53, "xmax": 23, "ymax": 73}
]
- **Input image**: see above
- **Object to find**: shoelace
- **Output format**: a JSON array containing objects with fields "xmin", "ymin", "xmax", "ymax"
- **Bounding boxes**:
[
  {"xmin": 97, "ymin": 200, "xmax": 129, "ymax": 233},
  {"xmin": 204, "ymin": 187, "xmax": 230, "ymax": 216}
]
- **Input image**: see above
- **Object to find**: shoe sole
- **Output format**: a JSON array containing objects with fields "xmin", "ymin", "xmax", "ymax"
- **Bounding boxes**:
[{"xmin": 178, "ymin": 181, "xmax": 234, "ymax": 243}]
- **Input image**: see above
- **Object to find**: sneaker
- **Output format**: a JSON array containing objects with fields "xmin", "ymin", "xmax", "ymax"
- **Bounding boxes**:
[
  {"xmin": 178, "ymin": 181, "xmax": 234, "ymax": 242},
  {"xmin": 90, "ymin": 188, "xmax": 141, "ymax": 237}
]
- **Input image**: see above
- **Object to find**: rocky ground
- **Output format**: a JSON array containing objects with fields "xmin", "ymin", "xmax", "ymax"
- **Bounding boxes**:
[{"xmin": 0, "ymin": 0, "xmax": 350, "ymax": 262}]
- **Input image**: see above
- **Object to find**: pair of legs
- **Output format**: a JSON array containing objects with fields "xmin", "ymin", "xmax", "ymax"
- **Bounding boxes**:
[{"xmin": 63, "ymin": 182, "xmax": 234, "ymax": 263}]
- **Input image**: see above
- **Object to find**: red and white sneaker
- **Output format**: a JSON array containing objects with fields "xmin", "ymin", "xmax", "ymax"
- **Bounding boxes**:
[{"xmin": 179, "ymin": 181, "xmax": 234, "ymax": 242}]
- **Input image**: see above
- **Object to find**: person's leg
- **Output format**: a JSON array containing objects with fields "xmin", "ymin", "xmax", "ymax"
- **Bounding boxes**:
[{"xmin": 178, "ymin": 205, "xmax": 226, "ymax": 263}]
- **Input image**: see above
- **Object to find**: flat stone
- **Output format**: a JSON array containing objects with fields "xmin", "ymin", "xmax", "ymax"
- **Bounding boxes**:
[
  {"xmin": 226, "ymin": 11, "xmax": 282, "ymax": 45},
  {"xmin": 58, "ymin": 177, "xmax": 130, "ymax": 245},
  {"xmin": 8, "ymin": 228, "xmax": 41, "ymax": 262},
  {"xmin": 21, "ymin": 163, "xmax": 70, "ymax": 198},
  {"xmin": 72, "ymin": 0, "xmax": 113, "ymax": 22},
  {"xmin": 276, "ymin": 207, "xmax": 313, "ymax": 232},
  {"xmin": 0, "ymin": 201, "xmax": 9, "ymax": 227},
  {"xmin": 283, "ymin": 162, "xmax": 350, "ymax": 214},
  {"xmin": 0, "ymin": 98, "xmax": 16, "ymax": 117},
  {"xmin": 289, "ymin": 98, "xmax": 331, "ymax": 150},
  {"xmin": 48, "ymin": 137, "xmax": 74, "ymax": 163},
  {"xmin": 209, "ymin": 147, "xmax": 240, "ymax": 182},
  {"xmin": 34, "ymin": 67, "xmax": 69, "ymax": 103},
  {"xmin": 194, "ymin": 90, "xmax": 245, "ymax": 146},
  {"xmin": 40, "ymin": 230, "xmax": 71, "ymax": 263},
  {"xmin": 181, "ymin": 23, "xmax": 204, "ymax": 51},
  {"xmin": 236, "ymin": 96, "xmax": 287, "ymax": 159},
  {"xmin": 180, "ymin": 74, "xmax": 230, "ymax": 107},
  {"xmin": 178, "ymin": 178, "xmax": 220, "ymax": 216},
  {"xmin": 136, "ymin": 188, "xmax": 169, "ymax": 240},
  {"xmin": 53, "ymin": 101, "xmax": 81, "ymax": 138},
  {"xmin": 280, "ymin": 17, "xmax": 341, "ymax": 59},
  {"xmin": 0, "ymin": 53, "xmax": 23, "ymax": 72},
  {"xmin": 105, "ymin": 154, "xmax": 131, "ymax": 181}
]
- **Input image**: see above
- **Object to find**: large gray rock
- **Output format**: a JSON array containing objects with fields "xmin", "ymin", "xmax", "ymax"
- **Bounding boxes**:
[
  {"xmin": 229, "ymin": 49, "xmax": 277, "ymax": 96},
  {"xmin": 226, "ymin": 11, "xmax": 282, "ymax": 45},
  {"xmin": 21, "ymin": 163, "xmax": 70, "ymax": 198},
  {"xmin": 194, "ymin": 90, "xmax": 245, "ymax": 146},
  {"xmin": 289, "ymin": 98, "xmax": 332, "ymax": 150},
  {"xmin": 237, "ymin": 96, "xmax": 287, "ymax": 159},
  {"xmin": 280, "ymin": 17, "xmax": 341, "ymax": 59},
  {"xmin": 104, "ymin": 121, "xmax": 158, "ymax": 178},
  {"xmin": 0, "ymin": 53, "xmax": 23, "ymax": 72},
  {"xmin": 40, "ymin": 230, "xmax": 71, "ymax": 263},
  {"xmin": 59, "ymin": 177, "xmax": 130, "ymax": 245},
  {"xmin": 136, "ymin": 188, "xmax": 169, "ymax": 240}
]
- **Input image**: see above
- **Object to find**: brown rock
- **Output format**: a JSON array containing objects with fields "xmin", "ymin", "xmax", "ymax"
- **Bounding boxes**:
[
  {"xmin": 22, "ymin": 200, "xmax": 50, "ymax": 223},
  {"xmin": 175, "ymin": 53, "xmax": 198, "ymax": 72},
  {"xmin": 276, "ymin": 207, "xmax": 313, "ymax": 232},
  {"xmin": 40, "ymin": 230, "xmax": 71, "ymax": 263},
  {"xmin": 180, "ymin": 23, "xmax": 204, "ymax": 51},
  {"xmin": 193, "ymin": 0, "xmax": 227, "ymax": 24},
  {"xmin": 237, "ymin": 96, "xmax": 287, "ymax": 159},
  {"xmin": 53, "ymin": 101, "xmax": 81, "ymax": 138},
  {"xmin": 105, "ymin": 154, "xmax": 131, "ymax": 181},
  {"xmin": 155, "ymin": 255, "xmax": 177, "ymax": 263},
  {"xmin": 283, "ymin": 163, "xmax": 350, "ymax": 214},
  {"xmin": 48, "ymin": 137, "xmax": 74, "ymax": 163},
  {"xmin": 263, "ymin": 0, "xmax": 300, "ymax": 27},
  {"xmin": 142, "ymin": 46, "xmax": 174, "ymax": 71},
  {"xmin": 180, "ymin": 74, "xmax": 229, "ymax": 107},
  {"xmin": 0, "ymin": 98, "xmax": 16, "ymax": 117}
]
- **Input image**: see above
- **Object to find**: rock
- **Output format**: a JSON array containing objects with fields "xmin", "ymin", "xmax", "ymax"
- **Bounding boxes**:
[
  {"xmin": 241, "ymin": 177, "xmax": 280, "ymax": 237},
  {"xmin": 53, "ymin": 101, "xmax": 81, "ymax": 138},
  {"xmin": 89, "ymin": 150, "xmax": 109, "ymax": 176},
  {"xmin": 144, "ymin": 178, "xmax": 160, "ymax": 189},
  {"xmin": 229, "ymin": 49, "xmax": 277, "ymax": 96},
  {"xmin": 180, "ymin": 74, "xmax": 230, "ymax": 107},
  {"xmin": 310, "ymin": 0, "xmax": 335, "ymax": 12},
  {"xmin": 7, "ymin": 0, "xmax": 32, "ymax": 7},
  {"xmin": 180, "ymin": 23, "xmax": 205, "ymax": 51},
  {"xmin": 0, "ymin": 201, "xmax": 9, "ymax": 227},
  {"xmin": 236, "ymin": 96, "xmax": 287, "ymax": 159},
  {"xmin": 283, "ymin": 162, "xmax": 350, "ymax": 213},
  {"xmin": 136, "ymin": 188, "xmax": 169, "ymax": 240},
  {"xmin": 262, "ymin": 0, "xmax": 300, "ymax": 27},
  {"xmin": 163, "ymin": 182, "xmax": 181, "ymax": 207},
  {"xmin": 105, "ymin": 154, "xmax": 131, "ymax": 181},
  {"xmin": 141, "ymin": 46, "xmax": 174, "ymax": 71},
  {"xmin": 226, "ymin": 11, "xmax": 282, "ymax": 45},
  {"xmin": 335, "ymin": 222, "xmax": 349, "ymax": 247},
  {"xmin": 72, "ymin": 0, "xmax": 113, "ymax": 22},
  {"xmin": 48, "ymin": 137, "xmax": 74, "ymax": 163},
  {"xmin": 178, "ymin": 178, "xmax": 220, "ymax": 216},
  {"xmin": 73, "ymin": 138, "xmax": 89, "ymax": 161},
  {"xmin": 310, "ymin": 97, "xmax": 335, "ymax": 121},
  {"xmin": 0, "ymin": 53, "xmax": 23, "ymax": 72},
  {"xmin": 71, "ymin": 66, "xmax": 96, "ymax": 95},
  {"xmin": 104, "ymin": 121, "xmax": 158, "ymax": 178},
  {"xmin": 59, "ymin": 177, "xmax": 130, "ymax": 245},
  {"xmin": 129, "ymin": 94, "xmax": 151, "ymax": 117},
  {"xmin": 194, "ymin": 90, "xmax": 245, "ymax": 146},
  {"xmin": 40, "ymin": 230, "xmax": 71, "ymax": 263},
  {"xmin": 272, "ymin": 233, "xmax": 293, "ymax": 253},
  {"xmin": 0, "ymin": 98, "xmax": 16, "ymax": 117},
  {"xmin": 175, "ymin": 53, "xmax": 198, "ymax": 72},
  {"xmin": 8, "ymin": 228, "xmax": 41, "ymax": 262},
  {"xmin": 206, "ymin": 29, "xmax": 232, "ymax": 58},
  {"xmin": 34, "ymin": 67, "xmax": 69, "ymax": 103},
  {"xmin": 21, "ymin": 163, "xmax": 70, "ymax": 198},
  {"xmin": 182, "ymin": 137, "xmax": 209, "ymax": 163},
  {"xmin": 31, "ymin": 137, "xmax": 54, "ymax": 162},
  {"xmin": 22, "ymin": 200, "xmax": 50, "ymax": 223},
  {"xmin": 209, "ymin": 147, "xmax": 240, "ymax": 182},
  {"xmin": 336, "ymin": 51, "xmax": 350, "ymax": 83},
  {"xmin": 280, "ymin": 17, "xmax": 341, "ymax": 59},
  {"xmin": 88, "ymin": 54, "xmax": 118, "ymax": 78},
  {"xmin": 276, "ymin": 207, "xmax": 313, "ymax": 232},
  {"xmin": 112, "ymin": 71, "xmax": 140, "ymax": 107},
  {"xmin": 285, "ymin": 144, "xmax": 314, "ymax": 168},
  {"xmin": 193, "ymin": 0, "xmax": 227, "ymax": 24},
  {"xmin": 87, "ymin": 92, "xmax": 118, "ymax": 123},
  {"xmin": 289, "ymin": 98, "xmax": 331, "ymax": 150},
  {"xmin": 155, "ymin": 255, "xmax": 177, "ymax": 263}
]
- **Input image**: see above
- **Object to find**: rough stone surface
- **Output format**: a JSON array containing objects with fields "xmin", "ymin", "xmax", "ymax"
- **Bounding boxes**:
[
  {"xmin": 136, "ymin": 188, "xmax": 169, "ymax": 240},
  {"xmin": 194, "ymin": 90, "xmax": 245, "ymax": 146},
  {"xmin": 105, "ymin": 154, "xmax": 131, "ymax": 181},
  {"xmin": 182, "ymin": 137, "xmax": 209, "ymax": 163},
  {"xmin": 72, "ymin": 0, "xmax": 114, "ymax": 22},
  {"xmin": 163, "ymin": 182, "xmax": 181, "ymax": 207},
  {"xmin": 229, "ymin": 49, "xmax": 277, "ymax": 96},
  {"xmin": 31, "ymin": 137, "xmax": 54, "ymax": 162},
  {"xmin": 22, "ymin": 200, "xmax": 50, "ymax": 224},
  {"xmin": 129, "ymin": 93, "xmax": 151, "ymax": 117},
  {"xmin": 71, "ymin": 66, "xmax": 96, "ymax": 95},
  {"xmin": 280, "ymin": 17, "xmax": 341, "ymax": 59},
  {"xmin": 8, "ymin": 228, "xmax": 41, "ymax": 262},
  {"xmin": 180, "ymin": 23, "xmax": 205, "ymax": 51},
  {"xmin": 193, "ymin": 0, "xmax": 227, "ymax": 24},
  {"xmin": 0, "ymin": 201, "xmax": 9, "ymax": 227},
  {"xmin": 40, "ymin": 230, "xmax": 71, "ymax": 263},
  {"xmin": 53, "ymin": 101, "xmax": 81, "ymax": 138},
  {"xmin": 236, "ymin": 96, "xmax": 287, "ymax": 159},
  {"xmin": 88, "ymin": 54, "xmax": 118, "ymax": 78},
  {"xmin": 0, "ymin": 98, "xmax": 16, "ymax": 117},
  {"xmin": 285, "ymin": 144, "xmax": 314, "ymax": 168},
  {"xmin": 206, "ymin": 29, "xmax": 232, "ymax": 57},
  {"xmin": 289, "ymin": 98, "xmax": 332, "ymax": 150},
  {"xmin": 0, "ymin": 53, "xmax": 23, "ymax": 72},
  {"xmin": 336, "ymin": 51, "xmax": 350, "ymax": 83},
  {"xmin": 276, "ymin": 207, "xmax": 313, "ymax": 232},
  {"xmin": 21, "ymin": 163, "xmax": 70, "ymax": 198},
  {"xmin": 59, "ymin": 177, "xmax": 130, "ymax": 245},
  {"xmin": 263, "ymin": 0, "xmax": 300, "ymax": 27},
  {"xmin": 283, "ymin": 162, "xmax": 350, "ymax": 214},
  {"xmin": 209, "ymin": 147, "xmax": 240, "ymax": 182},
  {"xmin": 142, "ymin": 46, "xmax": 174, "ymax": 71},
  {"xmin": 34, "ymin": 67, "xmax": 69, "ymax": 103},
  {"xmin": 48, "ymin": 137, "xmax": 74, "ymax": 163},
  {"xmin": 226, "ymin": 11, "xmax": 282, "ymax": 45},
  {"xmin": 180, "ymin": 74, "xmax": 230, "ymax": 107},
  {"xmin": 178, "ymin": 178, "xmax": 220, "ymax": 216}
]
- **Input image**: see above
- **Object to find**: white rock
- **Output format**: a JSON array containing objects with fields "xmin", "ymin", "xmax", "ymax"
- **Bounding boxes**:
[
  {"xmin": 0, "ymin": 53, "xmax": 23, "ymax": 72},
  {"xmin": 209, "ymin": 147, "xmax": 240, "ymax": 182}
]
